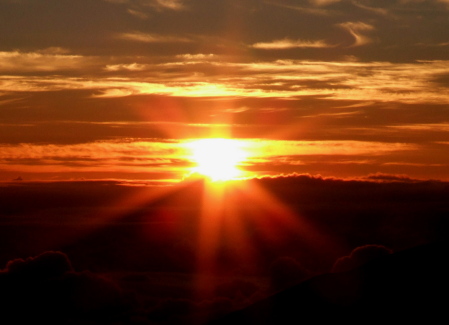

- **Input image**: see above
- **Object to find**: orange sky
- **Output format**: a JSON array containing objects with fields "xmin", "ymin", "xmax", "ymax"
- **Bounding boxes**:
[{"xmin": 1, "ymin": 0, "xmax": 449, "ymax": 181}]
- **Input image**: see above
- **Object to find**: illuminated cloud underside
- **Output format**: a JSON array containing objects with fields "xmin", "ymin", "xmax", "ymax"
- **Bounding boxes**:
[
  {"xmin": 1, "ymin": 56, "xmax": 449, "ymax": 103},
  {"xmin": 0, "ymin": 139, "xmax": 422, "ymax": 180},
  {"xmin": 251, "ymin": 39, "xmax": 333, "ymax": 49}
]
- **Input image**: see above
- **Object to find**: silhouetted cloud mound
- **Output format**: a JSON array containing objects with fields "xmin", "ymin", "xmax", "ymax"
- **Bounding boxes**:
[
  {"xmin": 148, "ymin": 297, "xmax": 234, "ymax": 325},
  {"xmin": 269, "ymin": 256, "xmax": 311, "ymax": 291},
  {"xmin": 332, "ymin": 244, "xmax": 393, "ymax": 272},
  {"xmin": 0, "ymin": 251, "xmax": 132, "ymax": 324},
  {"xmin": 209, "ymin": 242, "xmax": 449, "ymax": 324}
]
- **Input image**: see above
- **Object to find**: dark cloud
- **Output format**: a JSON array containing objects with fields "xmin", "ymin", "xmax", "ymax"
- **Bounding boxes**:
[
  {"xmin": 331, "ymin": 244, "xmax": 393, "ymax": 272},
  {"xmin": 209, "ymin": 242, "xmax": 449, "ymax": 324},
  {"xmin": 431, "ymin": 72, "xmax": 449, "ymax": 87},
  {"xmin": 0, "ymin": 251, "xmax": 133, "ymax": 323},
  {"xmin": 148, "ymin": 297, "xmax": 234, "ymax": 325},
  {"xmin": 269, "ymin": 256, "xmax": 311, "ymax": 291},
  {"xmin": 4, "ymin": 250, "xmax": 73, "ymax": 277},
  {"xmin": 215, "ymin": 279, "xmax": 260, "ymax": 300},
  {"xmin": 365, "ymin": 173, "xmax": 418, "ymax": 183}
]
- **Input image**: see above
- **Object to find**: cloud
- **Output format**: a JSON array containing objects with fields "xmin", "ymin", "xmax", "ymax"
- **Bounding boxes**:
[
  {"xmin": 0, "ymin": 140, "xmax": 188, "ymax": 177},
  {"xmin": 332, "ymin": 244, "xmax": 393, "ymax": 272},
  {"xmin": 351, "ymin": 1, "xmax": 390, "ymax": 16},
  {"xmin": 0, "ymin": 50, "xmax": 94, "ymax": 73},
  {"xmin": 215, "ymin": 279, "xmax": 260, "ymax": 300},
  {"xmin": 0, "ymin": 138, "xmax": 419, "ymax": 181},
  {"xmin": 364, "ymin": 173, "xmax": 418, "ymax": 182},
  {"xmin": 245, "ymin": 140, "xmax": 417, "ymax": 157},
  {"xmin": 264, "ymin": 1, "xmax": 333, "ymax": 15},
  {"xmin": 117, "ymin": 31, "xmax": 192, "ymax": 43},
  {"xmin": 105, "ymin": 63, "xmax": 151, "ymax": 71},
  {"xmin": 152, "ymin": 0, "xmax": 185, "ymax": 11},
  {"xmin": 148, "ymin": 297, "xmax": 233, "ymax": 324},
  {"xmin": 176, "ymin": 53, "xmax": 216, "ymax": 60},
  {"xmin": 4, "ymin": 251, "xmax": 73, "ymax": 278},
  {"xmin": 309, "ymin": 0, "xmax": 341, "ymax": 5},
  {"xmin": 0, "ymin": 251, "xmax": 132, "ymax": 323},
  {"xmin": 2, "ymin": 57, "xmax": 449, "ymax": 103},
  {"xmin": 251, "ymin": 38, "xmax": 333, "ymax": 49},
  {"xmin": 389, "ymin": 123, "xmax": 449, "ymax": 132},
  {"xmin": 269, "ymin": 256, "xmax": 311, "ymax": 291},
  {"xmin": 338, "ymin": 21, "xmax": 375, "ymax": 47},
  {"xmin": 126, "ymin": 8, "xmax": 149, "ymax": 19},
  {"xmin": 36, "ymin": 47, "xmax": 71, "ymax": 55},
  {"xmin": 104, "ymin": 0, "xmax": 185, "ymax": 11}
]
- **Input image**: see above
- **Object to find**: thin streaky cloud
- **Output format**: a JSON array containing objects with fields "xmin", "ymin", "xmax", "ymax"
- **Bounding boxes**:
[
  {"xmin": 2, "ymin": 59, "xmax": 449, "ymax": 103},
  {"xmin": 0, "ymin": 51, "xmax": 93, "ymax": 72},
  {"xmin": 264, "ymin": 1, "xmax": 332, "ymax": 15},
  {"xmin": 117, "ymin": 31, "xmax": 192, "ymax": 43},
  {"xmin": 127, "ymin": 8, "xmax": 148, "ymax": 19},
  {"xmin": 351, "ymin": 1, "xmax": 390, "ymax": 16},
  {"xmin": 388, "ymin": 123, "xmax": 449, "ymax": 132},
  {"xmin": 309, "ymin": 0, "xmax": 341, "ymax": 6},
  {"xmin": 105, "ymin": 63, "xmax": 151, "ymax": 71},
  {"xmin": 150, "ymin": 0, "xmax": 186, "ymax": 11},
  {"xmin": 175, "ymin": 53, "xmax": 216, "ymax": 60},
  {"xmin": 103, "ymin": 0, "xmax": 185, "ymax": 11},
  {"xmin": 243, "ymin": 140, "xmax": 416, "ymax": 158},
  {"xmin": 251, "ymin": 39, "xmax": 333, "ymax": 50},
  {"xmin": 416, "ymin": 42, "xmax": 449, "ymax": 47},
  {"xmin": 381, "ymin": 162, "xmax": 448, "ymax": 167},
  {"xmin": 36, "ymin": 47, "xmax": 71, "ymax": 55}
]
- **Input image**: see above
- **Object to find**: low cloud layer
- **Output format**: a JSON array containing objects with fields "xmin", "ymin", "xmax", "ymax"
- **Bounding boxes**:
[
  {"xmin": 0, "ymin": 251, "xmax": 132, "ymax": 323},
  {"xmin": 332, "ymin": 244, "xmax": 393, "ymax": 272}
]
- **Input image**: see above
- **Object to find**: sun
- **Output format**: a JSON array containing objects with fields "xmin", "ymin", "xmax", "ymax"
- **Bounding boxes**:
[{"xmin": 186, "ymin": 138, "xmax": 248, "ymax": 181}]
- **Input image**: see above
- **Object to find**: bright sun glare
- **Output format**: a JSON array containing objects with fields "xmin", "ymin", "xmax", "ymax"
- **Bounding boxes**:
[{"xmin": 186, "ymin": 138, "xmax": 248, "ymax": 181}]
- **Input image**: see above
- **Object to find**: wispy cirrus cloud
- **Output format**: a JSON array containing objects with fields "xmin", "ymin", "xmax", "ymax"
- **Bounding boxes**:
[
  {"xmin": 175, "ymin": 53, "xmax": 215, "ymax": 60},
  {"xmin": 309, "ymin": 0, "xmax": 341, "ymax": 6},
  {"xmin": 126, "ymin": 8, "xmax": 149, "ymax": 19},
  {"xmin": 117, "ymin": 31, "xmax": 192, "ymax": 43},
  {"xmin": 0, "ymin": 140, "xmax": 188, "ymax": 179},
  {"xmin": 151, "ymin": 0, "xmax": 185, "ymax": 11},
  {"xmin": 388, "ymin": 123, "xmax": 449, "ymax": 132},
  {"xmin": 251, "ymin": 38, "xmax": 333, "ymax": 50},
  {"xmin": 264, "ymin": 1, "xmax": 332, "ymax": 15},
  {"xmin": 103, "ymin": 0, "xmax": 186, "ymax": 11},
  {"xmin": 2, "ymin": 59, "xmax": 449, "ymax": 104},
  {"xmin": 105, "ymin": 63, "xmax": 151, "ymax": 71},
  {"xmin": 0, "ymin": 50, "xmax": 95, "ymax": 73},
  {"xmin": 351, "ymin": 1, "xmax": 390, "ymax": 16},
  {"xmin": 338, "ymin": 21, "xmax": 375, "ymax": 47},
  {"xmin": 246, "ymin": 140, "xmax": 416, "ymax": 157}
]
